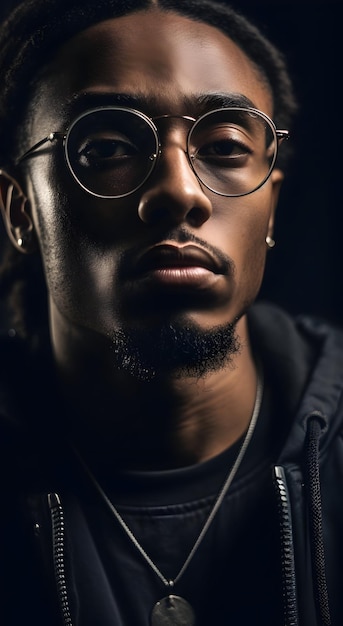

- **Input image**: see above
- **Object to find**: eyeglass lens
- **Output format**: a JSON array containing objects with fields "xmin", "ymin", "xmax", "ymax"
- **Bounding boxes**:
[
  {"xmin": 65, "ymin": 108, "xmax": 277, "ymax": 198},
  {"xmin": 66, "ymin": 108, "xmax": 158, "ymax": 197}
]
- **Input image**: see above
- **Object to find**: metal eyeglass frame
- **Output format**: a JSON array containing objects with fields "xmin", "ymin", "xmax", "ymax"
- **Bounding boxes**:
[{"xmin": 16, "ymin": 105, "xmax": 289, "ymax": 199}]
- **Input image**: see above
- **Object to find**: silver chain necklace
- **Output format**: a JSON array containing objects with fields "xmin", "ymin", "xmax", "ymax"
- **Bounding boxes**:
[{"xmin": 75, "ymin": 368, "xmax": 263, "ymax": 626}]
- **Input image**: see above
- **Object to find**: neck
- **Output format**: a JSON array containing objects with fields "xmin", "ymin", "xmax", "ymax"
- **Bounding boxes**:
[{"xmin": 52, "ymin": 316, "xmax": 259, "ymax": 471}]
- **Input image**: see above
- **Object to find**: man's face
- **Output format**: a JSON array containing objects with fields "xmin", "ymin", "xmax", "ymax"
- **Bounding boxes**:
[{"xmin": 21, "ymin": 9, "xmax": 282, "ymax": 378}]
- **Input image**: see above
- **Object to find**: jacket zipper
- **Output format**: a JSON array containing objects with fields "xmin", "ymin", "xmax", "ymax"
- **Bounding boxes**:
[
  {"xmin": 274, "ymin": 466, "xmax": 299, "ymax": 626},
  {"xmin": 48, "ymin": 492, "xmax": 74, "ymax": 626}
]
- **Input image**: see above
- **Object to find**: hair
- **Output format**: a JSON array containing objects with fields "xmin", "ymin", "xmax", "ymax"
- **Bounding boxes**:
[{"xmin": 0, "ymin": 0, "xmax": 297, "ymax": 341}]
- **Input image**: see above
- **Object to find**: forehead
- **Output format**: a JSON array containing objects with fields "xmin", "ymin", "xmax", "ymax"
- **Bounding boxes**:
[{"xmin": 31, "ymin": 9, "xmax": 273, "ymax": 129}]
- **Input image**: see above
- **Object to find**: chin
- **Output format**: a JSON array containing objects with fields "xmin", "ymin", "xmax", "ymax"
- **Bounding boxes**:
[{"xmin": 108, "ymin": 317, "xmax": 242, "ymax": 382}]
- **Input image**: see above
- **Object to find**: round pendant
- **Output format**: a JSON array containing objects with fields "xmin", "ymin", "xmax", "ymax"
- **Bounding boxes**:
[{"xmin": 151, "ymin": 595, "xmax": 196, "ymax": 626}]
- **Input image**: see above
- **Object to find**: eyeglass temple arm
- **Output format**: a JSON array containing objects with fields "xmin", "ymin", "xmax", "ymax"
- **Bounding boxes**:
[
  {"xmin": 276, "ymin": 130, "xmax": 289, "ymax": 143},
  {"xmin": 16, "ymin": 132, "xmax": 64, "ymax": 164}
]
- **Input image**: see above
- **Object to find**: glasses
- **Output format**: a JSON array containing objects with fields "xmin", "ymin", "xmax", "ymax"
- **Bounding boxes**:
[{"xmin": 17, "ymin": 106, "xmax": 289, "ymax": 199}]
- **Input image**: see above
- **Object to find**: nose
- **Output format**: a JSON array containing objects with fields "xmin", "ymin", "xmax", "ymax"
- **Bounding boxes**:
[{"xmin": 137, "ymin": 144, "xmax": 213, "ymax": 227}]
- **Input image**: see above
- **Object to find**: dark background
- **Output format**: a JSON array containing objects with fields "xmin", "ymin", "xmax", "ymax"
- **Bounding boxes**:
[
  {"xmin": 0, "ymin": 0, "xmax": 341, "ymax": 325},
  {"xmin": 235, "ymin": 0, "xmax": 342, "ymax": 327}
]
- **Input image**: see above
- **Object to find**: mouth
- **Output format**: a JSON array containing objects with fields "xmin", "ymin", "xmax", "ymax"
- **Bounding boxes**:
[{"xmin": 130, "ymin": 244, "xmax": 225, "ymax": 289}]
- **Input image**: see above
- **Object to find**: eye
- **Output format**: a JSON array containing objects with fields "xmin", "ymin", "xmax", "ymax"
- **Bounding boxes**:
[
  {"xmin": 191, "ymin": 122, "xmax": 254, "ymax": 167},
  {"xmin": 77, "ymin": 133, "xmax": 139, "ymax": 168},
  {"xmin": 197, "ymin": 139, "xmax": 250, "ymax": 159}
]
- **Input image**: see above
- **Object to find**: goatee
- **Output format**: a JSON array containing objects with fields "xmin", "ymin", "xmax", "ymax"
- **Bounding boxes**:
[{"xmin": 109, "ymin": 319, "xmax": 241, "ymax": 382}]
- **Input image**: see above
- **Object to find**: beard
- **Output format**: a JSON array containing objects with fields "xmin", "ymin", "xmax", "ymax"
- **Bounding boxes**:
[{"xmin": 108, "ymin": 318, "xmax": 241, "ymax": 382}]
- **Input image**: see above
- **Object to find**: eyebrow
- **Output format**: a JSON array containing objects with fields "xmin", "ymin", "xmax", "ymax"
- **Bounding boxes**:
[
  {"xmin": 61, "ymin": 91, "xmax": 258, "ymax": 121},
  {"xmin": 196, "ymin": 93, "xmax": 256, "ymax": 110}
]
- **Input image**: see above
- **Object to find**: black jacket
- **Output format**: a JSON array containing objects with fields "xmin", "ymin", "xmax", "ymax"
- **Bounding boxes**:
[{"xmin": 1, "ymin": 302, "xmax": 343, "ymax": 626}]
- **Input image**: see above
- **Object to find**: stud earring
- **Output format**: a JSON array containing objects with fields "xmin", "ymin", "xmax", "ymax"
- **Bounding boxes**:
[
  {"xmin": 266, "ymin": 236, "xmax": 275, "ymax": 249},
  {"xmin": 16, "ymin": 230, "xmax": 32, "ymax": 251}
]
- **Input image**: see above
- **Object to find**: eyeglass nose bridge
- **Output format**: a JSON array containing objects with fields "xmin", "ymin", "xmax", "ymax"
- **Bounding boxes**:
[
  {"xmin": 149, "ymin": 112, "xmax": 199, "ymax": 162},
  {"xmin": 153, "ymin": 114, "xmax": 196, "ymax": 124},
  {"xmin": 137, "ymin": 113, "xmax": 204, "ymax": 194},
  {"xmin": 150, "ymin": 113, "xmax": 197, "ymax": 155}
]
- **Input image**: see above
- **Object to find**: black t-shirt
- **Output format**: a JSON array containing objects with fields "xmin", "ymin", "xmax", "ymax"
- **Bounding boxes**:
[{"xmin": 64, "ymin": 385, "xmax": 285, "ymax": 625}]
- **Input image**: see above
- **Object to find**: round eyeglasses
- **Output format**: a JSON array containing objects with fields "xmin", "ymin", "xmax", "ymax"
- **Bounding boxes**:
[{"xmin": 17, "ymin": 106, "xmax": 289, "ymax": 199}]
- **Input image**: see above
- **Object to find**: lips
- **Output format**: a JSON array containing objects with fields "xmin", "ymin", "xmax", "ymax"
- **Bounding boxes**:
[
  {"xmin": 126, "ymin": 243, "xmax": 226, "ymax": 291},
  {"xmin": 134, "ymin": 244, "xmax": 223, "ymax": 275}
]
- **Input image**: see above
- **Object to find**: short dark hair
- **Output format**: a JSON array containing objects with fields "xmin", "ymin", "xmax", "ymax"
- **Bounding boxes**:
[{"xmin": 0, "ymin": 0, "xmax": 297, "ymax": 339}]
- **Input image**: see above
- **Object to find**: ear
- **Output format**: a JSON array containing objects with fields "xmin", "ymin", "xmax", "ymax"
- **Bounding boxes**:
[
  {"xmin": 0, "ymin": 169, "xmax": 36, "ymax": 254},
  {"xmin": 267, "ymin": 168, "xmax": 284, "ymax": 241}
]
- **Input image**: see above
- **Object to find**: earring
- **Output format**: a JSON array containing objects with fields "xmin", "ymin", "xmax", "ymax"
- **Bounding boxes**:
[
  {"xmin": 266, "ymin": 236, "xmax": 275, "ymax": 249},
  {"xmin": 16, "ymin": 230, "xmax": 32, "ymax": 250}
]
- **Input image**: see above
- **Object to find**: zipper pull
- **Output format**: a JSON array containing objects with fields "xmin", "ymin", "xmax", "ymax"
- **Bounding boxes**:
[{"xmin": 48, "ymin": 492, "xmax": 61, "ymax": 509}]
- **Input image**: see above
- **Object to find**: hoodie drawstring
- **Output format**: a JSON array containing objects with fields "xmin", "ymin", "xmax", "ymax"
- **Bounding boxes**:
[{"xmin": 305, "ymin": 415, "xmax": 331, "ymax": 626}]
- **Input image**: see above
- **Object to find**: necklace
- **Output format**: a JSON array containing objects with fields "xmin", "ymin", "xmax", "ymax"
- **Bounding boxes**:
[{"xmin": 76, "ymin": 368, "xmax": 263, "ymax": 626}]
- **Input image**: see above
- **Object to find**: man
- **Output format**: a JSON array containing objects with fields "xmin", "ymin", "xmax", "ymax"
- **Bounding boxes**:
[{"xmin": 0, "ymin": 1, "xmax": 342, "ymax": 625}]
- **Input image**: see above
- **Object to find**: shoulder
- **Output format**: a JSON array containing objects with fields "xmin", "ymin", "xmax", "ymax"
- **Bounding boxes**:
[
  {"xmin": 248, "ymin": 301, "xmax": 343, "ymax": 424},
  {"xmin": 248, "ymin": 301, "xmax": 343, "ymax": 369}
]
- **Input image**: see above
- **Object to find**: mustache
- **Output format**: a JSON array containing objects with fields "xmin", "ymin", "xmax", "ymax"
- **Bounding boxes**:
[{"xmin": 117, "ymin": 228, "xmax": 235, "ymax": 279}]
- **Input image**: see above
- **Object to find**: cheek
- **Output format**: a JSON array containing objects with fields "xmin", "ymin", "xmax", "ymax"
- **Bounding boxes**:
[
  {"xmin": 212, "ymin": 189, "xmax": 271, "ymax": 253},
  {"xmin": 241, "ymin": 208, "xmax": 269, "ymax": 263},
  {"xmin": 209, "ymin": 190, "xmax": 272, "ymax": 294},
  {"xmin": 26, "ymin": 163, "xmax": 126, "ymax": 330},
  {"xmin": 237, "ymin": 195, "xmax": 273, "ymax": 295}
]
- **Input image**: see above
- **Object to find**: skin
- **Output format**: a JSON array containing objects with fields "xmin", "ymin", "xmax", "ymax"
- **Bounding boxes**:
[{"xmin": 0, "ymin": 9, "xmax": 283, "ymax": 470}]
